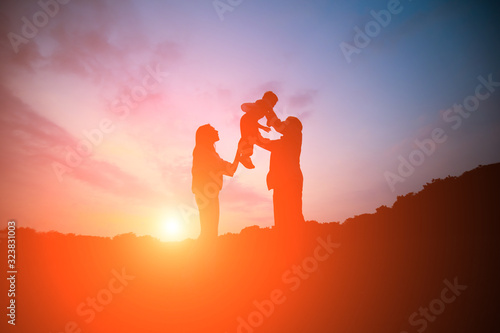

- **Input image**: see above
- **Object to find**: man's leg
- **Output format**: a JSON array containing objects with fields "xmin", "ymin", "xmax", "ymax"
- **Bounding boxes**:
[
  {"xmin": 280, "ymin": 183, "xmax": 305, "ymax": 253},
  {"xmin": 273, "ymin": 189, "xmax": 288, "ymax": 231},
  {"xmin": 291, "ymin": 185, "xmax": 305, "ymax": 226}
]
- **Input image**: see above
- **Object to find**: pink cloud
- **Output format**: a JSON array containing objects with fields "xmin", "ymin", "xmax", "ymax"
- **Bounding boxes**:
[
  {"xmin": 288, "ymin": 89, "xmax": 318, "ymax": 109},
  {"xmin": 0, "ymin": 85, "xmax": 165, "ymax": 203}
]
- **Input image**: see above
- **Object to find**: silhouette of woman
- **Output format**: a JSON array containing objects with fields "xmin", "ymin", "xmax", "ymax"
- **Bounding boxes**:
[
  {"xmin": 192, "ymin": 124, "xmax": 240, "ymax": 244},
  {"xmin": 257, "ymin": 111, "xmax": 305, "ymax": 235}
]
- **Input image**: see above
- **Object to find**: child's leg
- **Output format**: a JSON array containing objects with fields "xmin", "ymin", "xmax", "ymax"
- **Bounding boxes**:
[
  {"xmin": 239, "ymin": 137, "xmax": 254, "ymax": 157},
  {"xmin": 238, "ymin": 137, "xmax": 255, "ymax": 169}
]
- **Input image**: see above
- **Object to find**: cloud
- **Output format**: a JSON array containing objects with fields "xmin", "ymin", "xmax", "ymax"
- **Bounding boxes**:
[
  {"xmin": 254, "ymin": 81, "xmax": 283, "ymax": 96},
  {"xmin": 68, "ymin": 158, "xmax": 167, "ymax": 203},
  {"xmin": 0, "ymin": 84, "xmax": 165, "ymax": 203},
  {"xmin": 221, "ymin": 180, "xmax": 271, "ymax": 211},
  {"xmin": 288, "ymin": 90, "xmax": 318, "ymax": 109},
  {"xmin": 0, "ymin": 84, "xmax": 74, "ymax": 174},
  {"xmin": 0, "ymin": 0, "xmax": 183, "ymax": 91}
]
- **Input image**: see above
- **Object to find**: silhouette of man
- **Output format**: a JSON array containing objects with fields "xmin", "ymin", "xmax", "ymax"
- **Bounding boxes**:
[{"xmin": 257, "ymin": 111, "xmax": 305, "ymax": 236}]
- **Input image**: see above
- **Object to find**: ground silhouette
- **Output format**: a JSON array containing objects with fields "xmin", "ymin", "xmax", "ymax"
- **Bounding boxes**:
[{"xmin": 1, "ymin": 163, "xmax": 499, "ymax": 333}]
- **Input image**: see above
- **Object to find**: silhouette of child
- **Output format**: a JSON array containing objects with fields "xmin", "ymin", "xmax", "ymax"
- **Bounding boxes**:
[{"xmin": 239, "ymin": 91, "xmax": 278, "ymax": 169}]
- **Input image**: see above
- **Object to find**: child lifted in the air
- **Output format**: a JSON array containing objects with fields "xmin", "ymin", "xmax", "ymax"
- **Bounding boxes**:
[{"xmin": 238, "ymin": 91, "xmax": 278, "ymax": 169}]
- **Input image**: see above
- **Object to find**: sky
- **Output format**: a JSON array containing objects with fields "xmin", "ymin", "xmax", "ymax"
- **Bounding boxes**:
[{"xmin": 1, "ymin": 0, "xmax": 499, "ymax": 241}]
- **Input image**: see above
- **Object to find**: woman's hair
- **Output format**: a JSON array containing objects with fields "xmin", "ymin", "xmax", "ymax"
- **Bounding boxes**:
[{"xmin": 195, "ymin": 124, "xmax": 216, "ymax": 149}]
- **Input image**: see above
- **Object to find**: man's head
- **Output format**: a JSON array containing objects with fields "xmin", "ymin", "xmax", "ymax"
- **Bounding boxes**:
[{"xmin": 284, "ymin": 116, "xmax": 303, "ymax": 133}]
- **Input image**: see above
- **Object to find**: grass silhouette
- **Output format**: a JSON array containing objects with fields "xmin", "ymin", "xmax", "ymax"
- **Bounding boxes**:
[{"xmin": 1, "ymin": 163, "xmax": 499, "ymax": 332}]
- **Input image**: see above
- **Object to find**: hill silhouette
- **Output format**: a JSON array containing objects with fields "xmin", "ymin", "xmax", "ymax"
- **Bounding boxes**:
[{"xmin": 1, "ymin": 163, "xmax": 499, "ymax": 333}]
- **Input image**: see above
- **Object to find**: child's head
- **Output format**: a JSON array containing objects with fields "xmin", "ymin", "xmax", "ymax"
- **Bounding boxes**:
[
  {"xmin": 262, "ymin": 91, "xmax": 278, "ymax": 108},
  {"xmin": 253, "ymin": 102, "xmax": 268, "ymax": 119}
]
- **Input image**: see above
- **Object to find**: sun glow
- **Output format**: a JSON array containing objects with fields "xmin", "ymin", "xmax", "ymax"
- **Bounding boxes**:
[{"xmin": 160, "ymin": 217, "xmax": 184, "ymax": 242}]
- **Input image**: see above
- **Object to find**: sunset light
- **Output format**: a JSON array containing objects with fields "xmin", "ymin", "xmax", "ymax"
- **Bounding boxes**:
[
  {"xmin": 1, "ymin": 0, "xmax": 499, "ymax": 332},
  {"xmin": 160, "ymin": 217, "xmax": 184, "ymax": 242}
]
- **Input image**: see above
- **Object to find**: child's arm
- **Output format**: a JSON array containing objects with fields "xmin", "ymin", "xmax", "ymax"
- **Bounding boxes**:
[
  {"xmin": 265, "ymin": 109, "xmax": 286, "ymax": 134},
  {"xmin": 258, "ymin": 123, "xmax": 271, "ymax": 133},
  {"xmin": 241, "ymin": 103, "xmax": 254, "ymax": 113}
]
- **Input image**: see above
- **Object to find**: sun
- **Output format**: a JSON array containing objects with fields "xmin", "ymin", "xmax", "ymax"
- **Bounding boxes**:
[{"xmin": 160, "ymin": 217, "xmax": 183, "ymax": 241}]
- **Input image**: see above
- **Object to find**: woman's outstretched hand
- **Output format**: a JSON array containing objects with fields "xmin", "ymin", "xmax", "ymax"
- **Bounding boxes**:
[
  {"xmin": 225, "ymin": 146, "xmax": 240, "ymax": 177},
  {"xmin": 233, "ymin": 147, "xmax": 241, "ymax": 163}
]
